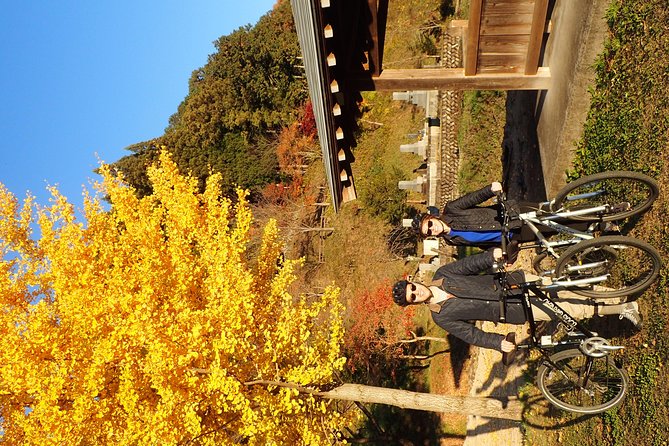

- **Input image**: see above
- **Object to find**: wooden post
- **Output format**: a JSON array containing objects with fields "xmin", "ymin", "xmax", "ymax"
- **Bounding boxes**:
[
  {"xmin": 358, "ymin": 67, "xmax": 552, "ymax": 91},
  {"xmin": 525, "ymin": 0, "xmax": 550, "ymax": 75},
  {"xmin": 465, "ymin": 0, "xmax": 483, "ymax": 75},
  {"xmin": 300, "ymin": 227, "xmax": 335, "ymax": 233},
  {"xmin": 321, "ymin": 384, "xmax": 522, "ymax": 421}
]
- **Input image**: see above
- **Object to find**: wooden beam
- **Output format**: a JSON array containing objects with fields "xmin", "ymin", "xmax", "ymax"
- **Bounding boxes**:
[
  {"xmin": 351, "ymin": 67, "xmax": 551, "ymax": 91},
  {"xmin": 479, "ymin": 34, "xmax": 530, "ymax": 54},
  {"xmin": 342, "ymin": 182, "xmax": 357, "ymax": 203},
  {"xmin": 477, "ymin": 53, "xmax": 526, "ymax": 73},
  {"xmin": 365, "ymin": 0, "xmax": 388, "ymax": 76},
  {"xmin": 485, "ymin": 1, "xmax": 535, "ymax": 15},
  {"xmin": 366, "ymin": 0, "xmax": 381, "ymax": 75},
  {"xmin": 377, "ymin": 0, "xmax": 389, "ymax": 72},
  {"xmin": 525, "ymin": 0, "xmax": 549, "ymax": 75},
  {"xmin": 480, "ymin": 20, "xmax": 533, "ymax": 36},
  {"xmin": 465, "ymin": 0, "xmax": 483, "ymax": 75}
]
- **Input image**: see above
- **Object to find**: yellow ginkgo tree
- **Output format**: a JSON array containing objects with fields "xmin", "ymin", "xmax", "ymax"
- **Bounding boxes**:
[{"xmin": 0, "ymin": 152, "xmax": 354, "ymax": 445}]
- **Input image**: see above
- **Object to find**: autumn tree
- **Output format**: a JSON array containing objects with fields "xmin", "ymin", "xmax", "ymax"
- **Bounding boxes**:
[
  {"xmin": 0, "ymin": 154, "xmax": 524, "ymax": 445},
  {"xmin": 276, "ymin": 101, "xmax": 318, "ymax": 167},
  {"xmin": 261, "ymin": 101, "xmax": 320, "ymax": 207},
  {"xmin": 345, "ymin": 281, "xmax": 415, "ymax": 377},
  {"xmin": 0, "ymin": 152, "xmax": 354, "ymax": 445}
]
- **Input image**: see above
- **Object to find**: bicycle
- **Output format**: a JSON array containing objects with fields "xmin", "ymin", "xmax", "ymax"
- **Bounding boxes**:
[
  {"xmin": 497, "ymin": 264, "xmax": 630, "ymax": 414},
  {"xmin": 498, "ymin": 171, "xmax": 661, "ymax": 299}
]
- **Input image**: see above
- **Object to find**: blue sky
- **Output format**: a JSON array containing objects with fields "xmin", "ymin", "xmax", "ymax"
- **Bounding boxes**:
[{"xmin": 0, "ymin": 0, "xmax": 276, "ymax": 210}]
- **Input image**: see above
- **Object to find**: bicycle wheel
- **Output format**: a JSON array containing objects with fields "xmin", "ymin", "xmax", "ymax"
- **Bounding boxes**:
[
  {"xmin": 554, "ymin": 236, "xmax": 661, "ymax": 298},
  {"xmin": 552, "ymin": 171, "xmax": 659, "ymax": 221},
  {"xmin": 536, "ymin": 348, "xmax": 628, "ymax": 414}
]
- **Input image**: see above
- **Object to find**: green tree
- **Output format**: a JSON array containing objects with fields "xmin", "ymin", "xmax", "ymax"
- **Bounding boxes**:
[{"xmin": 112, "ymin": 0, "xmax": 306, "ymax": 198}]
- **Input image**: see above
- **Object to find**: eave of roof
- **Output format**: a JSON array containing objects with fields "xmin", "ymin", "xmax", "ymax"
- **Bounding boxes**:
[{"xmin": 291, "ymin": 0, "xmax": 359, "ymax": 211}]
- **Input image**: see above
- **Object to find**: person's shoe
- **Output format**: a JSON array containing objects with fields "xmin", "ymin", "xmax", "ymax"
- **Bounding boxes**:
[
  {"xmin": 619, "ymin": 302, "xmax": 643, "ymax": 329},
  {"xmin": 502, "ymin": 332, "xmax": 517, "ymax": 366}
]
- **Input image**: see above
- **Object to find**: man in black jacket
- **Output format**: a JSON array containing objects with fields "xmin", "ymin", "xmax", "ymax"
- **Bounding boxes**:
[
  {"xmin": 413, "ymin": 182, "xmax": 532, "ymax": 246},
  {"xmin": 392, "ymin": 249, "xmax": 641, "ymax": 356}
]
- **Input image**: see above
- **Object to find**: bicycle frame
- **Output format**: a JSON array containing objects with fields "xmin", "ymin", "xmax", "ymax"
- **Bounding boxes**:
[
  {"xmin": 514, "ymin": 281, "xmax": 624, "ymax": 361},
  {"xmin": 511, "ymin": 278, "xmax": 630, "ymax": 414},
  {"xmin": 519, "ymin": 282, "xmax": 595, "ymax": 348},
  {"xmin": 507, "ymin": 202, "xmax": 614, "ymax": 276},
  {"xmin": 517, "ymin": 208, "xmax": 604, "ymax": 252},
  {"xmin": 498, "ymin": 194, "xmax": 625, "ymax": 286}
]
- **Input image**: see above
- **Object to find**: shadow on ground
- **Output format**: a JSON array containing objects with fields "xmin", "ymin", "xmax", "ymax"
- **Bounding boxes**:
[{"xmin": 502, "ymin": 91, "xmax": 547, "ymax": 203}]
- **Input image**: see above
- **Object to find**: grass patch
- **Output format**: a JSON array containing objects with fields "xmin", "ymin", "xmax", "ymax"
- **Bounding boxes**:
[
  {"xmin": 355, "ymin": 92, "xmax": 425, "ymax": 223},
  {"xmin": 457, "ymin": 90, "xmax": 506, "ymax": 193},
  {"xmin": 383, "ymin": 0, "xmax": 445, "ymax": 68}
]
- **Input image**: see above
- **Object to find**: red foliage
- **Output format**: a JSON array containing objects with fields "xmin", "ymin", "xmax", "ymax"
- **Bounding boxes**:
[
  {"xmin": 259, "ymin": 177, "xmax": 303, "ymax": 205},
  {"xmin": 276, "ymin": 122, "xmax": 303, "ymax": 176},
  {"xmin": 276, "ymin": 101, "xmax": 319, "ymax": 176},
  {"xmin": 344, "ymin": 281, "xmax": 416, "ymax": 375},
  {"xmin": 269, "ymin": 101, "xmax": 320, "ymax": 208},
  {"xmin": 298, "ymin": 101, "xmax": 317, "ymax": 139}
]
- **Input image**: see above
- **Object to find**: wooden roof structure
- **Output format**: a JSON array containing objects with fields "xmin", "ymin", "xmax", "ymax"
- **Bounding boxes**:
[{"xmin": 291, "ymin": 0, "xmax": 552, "ymax": 210}]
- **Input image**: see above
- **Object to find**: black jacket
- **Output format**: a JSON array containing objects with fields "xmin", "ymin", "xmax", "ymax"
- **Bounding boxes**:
[
  {"xmin": 439, "ymin": 185, "xmax": 523, "ymax": 246},
  {"xmin": 429, "ymin": 251, "xmax": 527, "ymax": 351}
]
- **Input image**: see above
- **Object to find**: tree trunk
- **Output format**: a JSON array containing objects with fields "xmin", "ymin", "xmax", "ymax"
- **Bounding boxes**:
[
  {"xmin": 243, "ymin": 380, "xmax": 522, "ymax": 421},
  {"xmin": 320, "ymin": 384, "xmax": 522, "ymax": 421}
]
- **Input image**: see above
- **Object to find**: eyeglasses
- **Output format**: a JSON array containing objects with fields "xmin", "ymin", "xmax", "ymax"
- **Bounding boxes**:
[{"xmin": 407, "ymin": 283, "xmax": 418, "ymax": 303}]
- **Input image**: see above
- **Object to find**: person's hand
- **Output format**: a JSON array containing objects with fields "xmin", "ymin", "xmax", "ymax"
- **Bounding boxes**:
[
  {"xmin": 501, "ymin": 333, "xmax": 517, "ymax": 365},
  {"xmin": 493, "ymin": 248, "xmax": 503, "ymax": 262},
  {"xmin": 491, "ymin": 181, "xmax": 503, "ymax": 193},
  {"xmin": 501, "ymin": 338, "xmax": 516, "ymax": 352}
]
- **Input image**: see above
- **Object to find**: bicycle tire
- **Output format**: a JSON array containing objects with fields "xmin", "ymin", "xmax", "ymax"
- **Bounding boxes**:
[
  {"xmin": 554, "ymin": 235, "xmax": 661, "ymax": 298},
  {"xmin": 536, "ymin": 348, "xmax": 628, "ymax": 414},
  {"xmin": 552, "ymin": 171, "xmax": 659, "ymax": 221}
]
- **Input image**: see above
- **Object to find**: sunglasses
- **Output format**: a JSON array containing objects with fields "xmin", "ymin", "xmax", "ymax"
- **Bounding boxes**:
[
  {"xmin": 407, "ymin": 283, "xmax": 418, "ymax": 303},
  {"xmin": 424, "ymin": 219, "xmax": 436, "ymax": 236}
]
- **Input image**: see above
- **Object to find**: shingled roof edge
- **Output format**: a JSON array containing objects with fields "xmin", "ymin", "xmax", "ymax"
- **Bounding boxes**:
[{"xmin": 291, "ymin": 0, "xmax": 344, "ymax": 210}]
